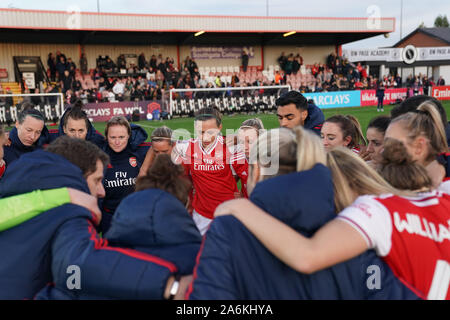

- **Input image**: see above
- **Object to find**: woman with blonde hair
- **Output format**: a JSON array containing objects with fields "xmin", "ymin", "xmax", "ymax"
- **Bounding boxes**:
[
  {"xmin": 216, "ymin": 137, "xmax": 450, "ymax": 300},
  {"xmin": 188, "ymin": 127, "xmax": 418, "ymax": 300},
  {"xmin": 385, "ymin": 101, "xmax": 449, "ymax": 190}
]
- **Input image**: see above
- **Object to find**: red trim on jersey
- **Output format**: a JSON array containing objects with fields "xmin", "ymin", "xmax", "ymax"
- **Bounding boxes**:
[
  {"xmin": 0, "ymin": 162, "xmax": 5, "ymax": 179},
  {"xmin": 138, "ymin": 142, "xmax": 152, "ymax": 147},
  {"xmin": 397, "ymin": 275, "xmax": 426, "ymax": 300},
  {"xmin": 338, "ymin": 216, "xmax": 373, "ymax": 248},
  {"xmin": 48, "ymin": 129, "xmax": 59, "ymax": 133},
  {"xmin": 87, "ymin": 222, "xmax": 178, "ymax": 273}
]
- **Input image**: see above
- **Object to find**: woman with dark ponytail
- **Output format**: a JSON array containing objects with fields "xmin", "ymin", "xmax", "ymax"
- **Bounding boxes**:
[{"xmin": 49, "ymin": 99, "xmax": 106, "ymax": 148}]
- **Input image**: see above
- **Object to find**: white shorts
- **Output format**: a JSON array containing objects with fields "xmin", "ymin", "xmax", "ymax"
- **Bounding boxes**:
[{"xmin": 192, "ymin": 210, "xmax": 213, "ymax": 236}]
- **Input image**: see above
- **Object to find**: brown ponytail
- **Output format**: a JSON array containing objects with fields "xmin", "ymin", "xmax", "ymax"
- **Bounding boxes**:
[
  {"xmin": 379, "ymin": 138, "xmax": 433, "ymax": 191},
  {"xmin": 391, "ymin": 101, "xmax": 449, "ymax": 162},
  {"xmin": 324, "ymin": 114, "xmax": 367, "ymax": 149},
  {"xmin": 135, "ymin": 154, "xmax": 191, "ymax": 205}
]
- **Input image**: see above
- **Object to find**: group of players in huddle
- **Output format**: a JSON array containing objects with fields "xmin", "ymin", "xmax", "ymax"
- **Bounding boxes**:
[{"xmin": 0, "ymin": 90, "xmax": 449, "ymax": 300}]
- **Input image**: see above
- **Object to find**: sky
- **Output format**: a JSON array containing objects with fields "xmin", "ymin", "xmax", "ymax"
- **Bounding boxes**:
[{"xmin": 1, "ymin": 0, "xmax": 449, "ymax": 48}]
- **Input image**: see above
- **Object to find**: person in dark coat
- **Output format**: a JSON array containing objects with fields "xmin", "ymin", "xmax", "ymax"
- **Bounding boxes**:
[
  {"xmin": 242, "ymin": 49, "xmax": 249, "ymax": 73},
  {"xmin": 33, "ymin": 153, "xmax": 200, "ymax": 300},
  {"xmin": 376, "ymin": 80, "xmax": 385, "ymax": 112},
  {"xmin": 0, "ymin": 137, "xmax": 181, "ymax": 300},
  {"xmin": 276, "ymin": 90, "xmax": 324, "ymax": 135},
  {"xmin": 4, "ymin": 106, "xmax": 49, "ymax": 168},
  {"xmin": 99, "ymin": 116, "xmax": 150, "ymax": 233},
  {"xmin": 48, "ymin": 100, "xmax": 106, "ymax": 148}
]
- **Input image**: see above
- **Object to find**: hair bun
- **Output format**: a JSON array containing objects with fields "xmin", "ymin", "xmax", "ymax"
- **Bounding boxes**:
[{"xmin": 381, "ymin": 138, "xmax": 412, "ymax": 166}]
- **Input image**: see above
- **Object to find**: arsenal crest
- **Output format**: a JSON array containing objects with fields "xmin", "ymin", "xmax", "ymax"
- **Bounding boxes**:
[{"xmin": 129, "ymin": 157, "xmax": 137, "ymax": 167}]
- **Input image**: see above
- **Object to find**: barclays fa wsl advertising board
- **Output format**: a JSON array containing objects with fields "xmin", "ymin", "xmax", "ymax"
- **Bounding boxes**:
[{"xmin": 303, "ymin": 90, "xmax": 361, "ymax": 109}]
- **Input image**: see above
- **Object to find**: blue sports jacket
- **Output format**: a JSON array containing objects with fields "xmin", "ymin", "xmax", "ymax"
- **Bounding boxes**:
[
  {"xmin": 187, "ymin": 164, "xmax": 420, "ymax": 300},
  {"xmin": 100, "ymin": 124, "xmax": 150, "ymax": 220},
  {"xmin": 304, "ymin": 103, "xmax": 324, "ymax": 136},
  {"xmin": 36, "ymin": 188, "xmax": 202, "ymax": 299},
  {"xmin": 0, "ymin": 150, "xmax": 178, "ymax": 300},
  {"xmin": 47, "ymin": 107, "xmax": 106, "ymax": 148},
  {"xmin": 3, "ymin": 126, "xmax": 50, "ymax": 168}
]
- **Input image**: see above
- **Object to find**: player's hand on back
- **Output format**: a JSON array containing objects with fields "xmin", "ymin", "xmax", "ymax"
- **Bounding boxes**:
[
  {"xmin": 67, "ymin": 188, "xmax": 102, "ymax": 223},
  {"xmin": 214, "ymin": 198, "xmax": 253, "ymax": 218}
]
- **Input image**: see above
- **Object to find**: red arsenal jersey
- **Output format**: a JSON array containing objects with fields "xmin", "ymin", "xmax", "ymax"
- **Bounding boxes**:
[
  {"xmin": 173, "ymin": 136, "xmax": 248, "ymax": 219},
  {"xmin": 338, "ymin": 191, "xmax": 450, "ymax": 300}
]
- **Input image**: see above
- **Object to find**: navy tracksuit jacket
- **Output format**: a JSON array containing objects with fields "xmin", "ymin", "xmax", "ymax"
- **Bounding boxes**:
[
  {"xmin": 3, "ymin": 126, "xmax": 50, "ymax": 168},
  {"xmin": 47, "ymin": 106, "xmax": 106, "ymax": 149},
  {"xmin": 99, "ymin": 124, "xmax": 150, "ymax": 233},
  {"xmin": 0, "ymin": 150, "xmax": 178, "ymax": 300},
  {"xmin": 36, "ymin": 188, "xmax": 202, "ymax": 299},
  {"xmin": 304, "ymin": 103, "xmax": 325, "ymax": 136}
]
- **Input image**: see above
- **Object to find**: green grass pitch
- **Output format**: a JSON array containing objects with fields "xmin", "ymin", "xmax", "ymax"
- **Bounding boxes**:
[{"xmin": 91, "ymin": 102, "xmax": 450, "ymax": 140}]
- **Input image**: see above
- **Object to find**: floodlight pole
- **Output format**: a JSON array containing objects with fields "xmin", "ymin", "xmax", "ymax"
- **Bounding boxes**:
[
  {"xmin": 266, "ymin": 0, "xmax": 269, "ymax": 16},
  {"xmin": 400, "ymin": 0, "xmax": 403, "ymax": 40},
  {"xmin": 97, "ymin": 0, "xmax": 100, "ymax": 13}
]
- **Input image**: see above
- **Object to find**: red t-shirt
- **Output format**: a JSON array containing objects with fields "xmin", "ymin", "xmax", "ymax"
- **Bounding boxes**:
[
  {"xmin": 173, "ymin": 136, "xmax": 248, "ymax": 219},
  {"xmin": 338, "ymin": 191, "xmax": 450, "ymax": 299}
]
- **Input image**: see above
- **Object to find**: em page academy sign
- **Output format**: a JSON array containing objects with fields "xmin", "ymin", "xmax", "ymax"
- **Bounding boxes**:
[{"xmin": 343, "ymin": 46, "xmax": 450, "ymax": 64}]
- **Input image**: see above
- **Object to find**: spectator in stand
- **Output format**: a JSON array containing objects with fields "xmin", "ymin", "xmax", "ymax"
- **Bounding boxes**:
[
  {"xmin": 138, "ymin": 53, "xmax": 147, "ymax": 70},
  {"xmin": 113, "ymin": 79, "xmax": 125, "ymax": 97},
  {"xmin": 277, "ymin": 52, "xmax": 287, "ymax": 71},
  {"xmin": 47, "ymin": 53, "xmax": 57, "ymax": 82},
  {"xmin": 327, "ymin": 52, "xmax": 336, "ymax": 70},
  {"xmin": 149, "ymin": 55, "xmax": 157, "ymax": 70},
  {"xmin": 55, "ymin": 56, "xmax": 67, "ymax": 81},
  {"xmin": 284, "ymin": 54, "xmax": 294, "ymax": 75},
  {"xmin": 55, "ymin": 50, "xmax": 66, "ymax": 63},
  {"xmin": 60, "ymin": 70, "xmax": 74, "ymax": 94},
  {"xmin": 67, "ymin": 58, "xmax": 76, "ymax": 77},
  {"xmin": 104, "ymin": 58, "xmax": 115, "ymax": 73},
  {"xmin": 437, "ymin": 76, "xmax": 445, "ymax": 86},
  {"xmin": 292, "ymin": 56, "xmax": 300, "ymax": 75},
  {"xmin": 334, "ymin": 59, "xmax": 343, "ymax": 76},
  {"xmin": 79, "ymin": 53, "xmax": 88, "ymax": 75},
  {"xmin": 117, "ymin": 54, "xmax": 127, "ymax": 70}
]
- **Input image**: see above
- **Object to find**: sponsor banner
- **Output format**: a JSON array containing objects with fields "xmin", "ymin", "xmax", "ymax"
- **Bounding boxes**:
[
  {"xmin": 191, "ymin": 46, "xmax": 254, "ymax": 60},
  {"xmin": 81, "ymin": 100, "xmax": 163, "ymax": 122},
  {"xmin": 343, "ymin": 46, "xmax": 450, "ymax": 63},
  {"xmin": 360, "ymin": 88, "xmax": 410, "ymax": 106},
  {"xmin": 431, "ymin": 86, "xmax": 450, "ymax": 100},
  {"xmin": 303, "ymin": 90, "xmax": 361, "ymax": 109},
  {"xmin": 343, "ymin": 48, "xmax": 402, "ymax": 63}
]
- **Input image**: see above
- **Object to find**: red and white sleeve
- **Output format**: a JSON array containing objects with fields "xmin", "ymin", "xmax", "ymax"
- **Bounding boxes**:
[{"xmin": 336, "ymin": 195, "xmax": 393, "ymax": 257}]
